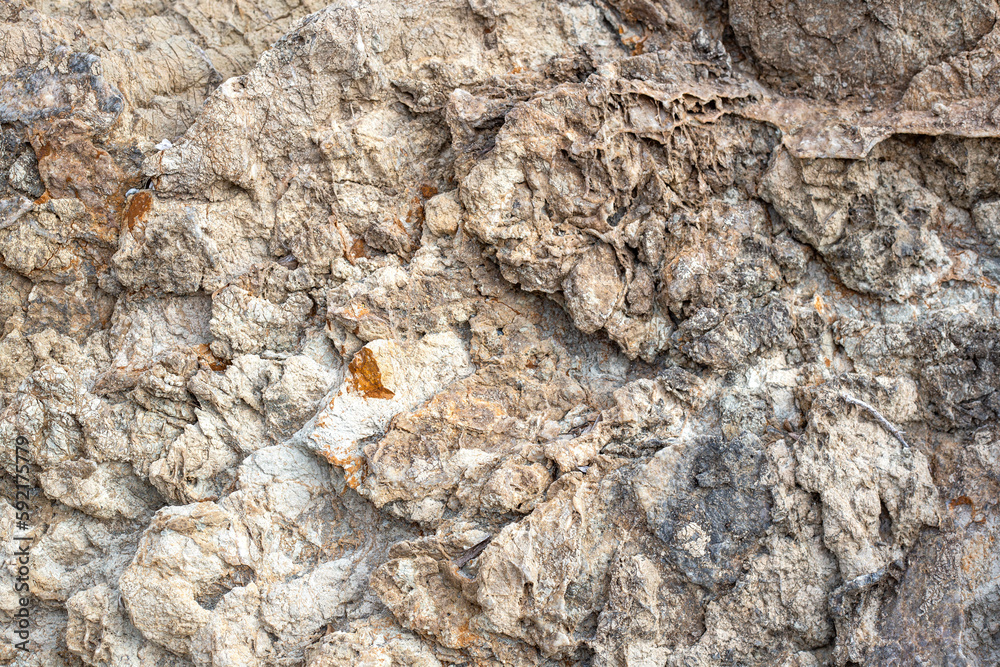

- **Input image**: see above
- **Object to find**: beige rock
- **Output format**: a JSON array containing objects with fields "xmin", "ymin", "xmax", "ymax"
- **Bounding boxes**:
[
  {"xmin": 1, "ymin": 0, "xmax": 998, "ymax": 664},
  {"xmin": 299, "ymin": 333, "xmax": 474, "ymax": 489}
]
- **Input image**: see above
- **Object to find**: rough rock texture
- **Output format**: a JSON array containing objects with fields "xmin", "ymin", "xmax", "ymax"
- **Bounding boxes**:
[{"xmin": 0, "ymin": 0, "xmax": 999, "ymax": 664}]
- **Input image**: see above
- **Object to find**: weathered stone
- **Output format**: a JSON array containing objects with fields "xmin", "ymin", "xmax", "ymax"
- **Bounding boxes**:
[{"xmin": 1, "ymin": 0, "xmax": 998, "ymax": 664}]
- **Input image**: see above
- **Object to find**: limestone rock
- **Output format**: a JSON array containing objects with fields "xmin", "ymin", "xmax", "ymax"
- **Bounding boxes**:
[{"xmin": 0, "ymin": 0, "xmax": 998, "ymax": 664}]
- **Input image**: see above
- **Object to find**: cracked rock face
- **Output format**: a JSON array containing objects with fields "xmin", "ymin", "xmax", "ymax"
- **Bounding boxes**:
[{"xmin": 0, "ymin": 0, "xmax": 999, "ymax": 664}]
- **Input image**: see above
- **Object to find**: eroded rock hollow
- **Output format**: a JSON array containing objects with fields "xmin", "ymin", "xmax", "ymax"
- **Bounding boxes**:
[{"xmin": 0, "ymin": 0, "xmax": 998, "ymax": 664}]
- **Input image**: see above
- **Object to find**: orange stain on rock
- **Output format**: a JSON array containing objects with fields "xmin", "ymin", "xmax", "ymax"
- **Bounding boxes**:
[
  {"xmin": 124, "ymin": 191, "xmax": 153, "ymax": 235},
  {"xmin": 813, "ymin": 293, "xmax": 827, "ymax": 315},
  {"xmin": 194, "ymin": 343, "xmax": 229, "ymax": 372},
  {"xmin": 336, "ymin": 301, "xmax": 371, "ymax": 331},
  {"xmin": 449, "ymin": 618, "xmax": 479, "ymax": 649},
  {"xmin": 347, "ymin": 347, "xmax": 395, "ymax": 399},
  {"xmin": 407, "ymin": 198, "xmax": 425, "ymax": 226},
  {"xmin": 34, "ymin": 141, "xmax": 54, "ymax": 160},
  {"xmin": 30, "ymin": 120, "xmax": 133, "ymax": 237},
  {"xmin": 949, "ymin": 495, "xmax": 975, "ymax": 510},
  {"xmin": 322, "ymin": 449, "xmax": 366, "ymax": 489},
  {"xmin": 349, "ymin": 237, "xmax": 367, "ymax": 261}
]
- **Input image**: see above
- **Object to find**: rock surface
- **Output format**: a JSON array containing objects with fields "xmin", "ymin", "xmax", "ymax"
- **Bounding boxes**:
[{"xmin": 0, "ymin": 0, "xmax": 998, "ymax": 664}]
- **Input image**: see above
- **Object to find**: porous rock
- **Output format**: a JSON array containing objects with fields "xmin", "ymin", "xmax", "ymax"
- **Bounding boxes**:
[{"xmin": 0, "ymin": 0, "xmax": 998, "ymax": 664}]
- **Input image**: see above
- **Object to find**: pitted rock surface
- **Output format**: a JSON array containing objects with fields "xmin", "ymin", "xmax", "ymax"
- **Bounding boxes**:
[{"xmin": 0, "ymin": 0, "xmax": 998, "ymax": 664}]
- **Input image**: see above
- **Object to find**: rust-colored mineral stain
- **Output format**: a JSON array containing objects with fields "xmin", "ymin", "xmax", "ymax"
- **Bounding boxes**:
[
  {"xmin": 949, "ymin": 495, "xmax": 975, "ymax": 510},
  {"xmin": 623, "ymin": 30, "xmax": 649, "ymax": 56},
  {"xmin": 336, "ymin": 300, "xmax": 371, "ymax": 323},
  {"xmin": 323, "ymin": 449, "xmax": 366, "ymax": 489},
  {"xmin": 450, "ymin": 619, "xmax": 479, "ymax": 649},
  {"xmin": 124, "ymin": 191, "xmax": 152, "ymax": 232},
  {"xmin": 349, "ymin": 237, "xmax": 367, "ymax": 261},
  {"xmin": 34, "ymin": 141, "xmax": 54, "ymax": 160},
  {"xmin": 195, "ymin": 343, "xmax": 229, "ymax": 372},
  {"xmin": 406, "ymin": 197, "xmax": 425, "ymax": 227},
  {"xmin": 419, "ymin": 184, "xmax": 439, "ymax": 199},
  {"xmin": 30, "ymin": 121, "xmax": 132, "ymax": 241},
  {"xmin": 347, "ymin": 347, "xmax": 395, "ymax": 399}
]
